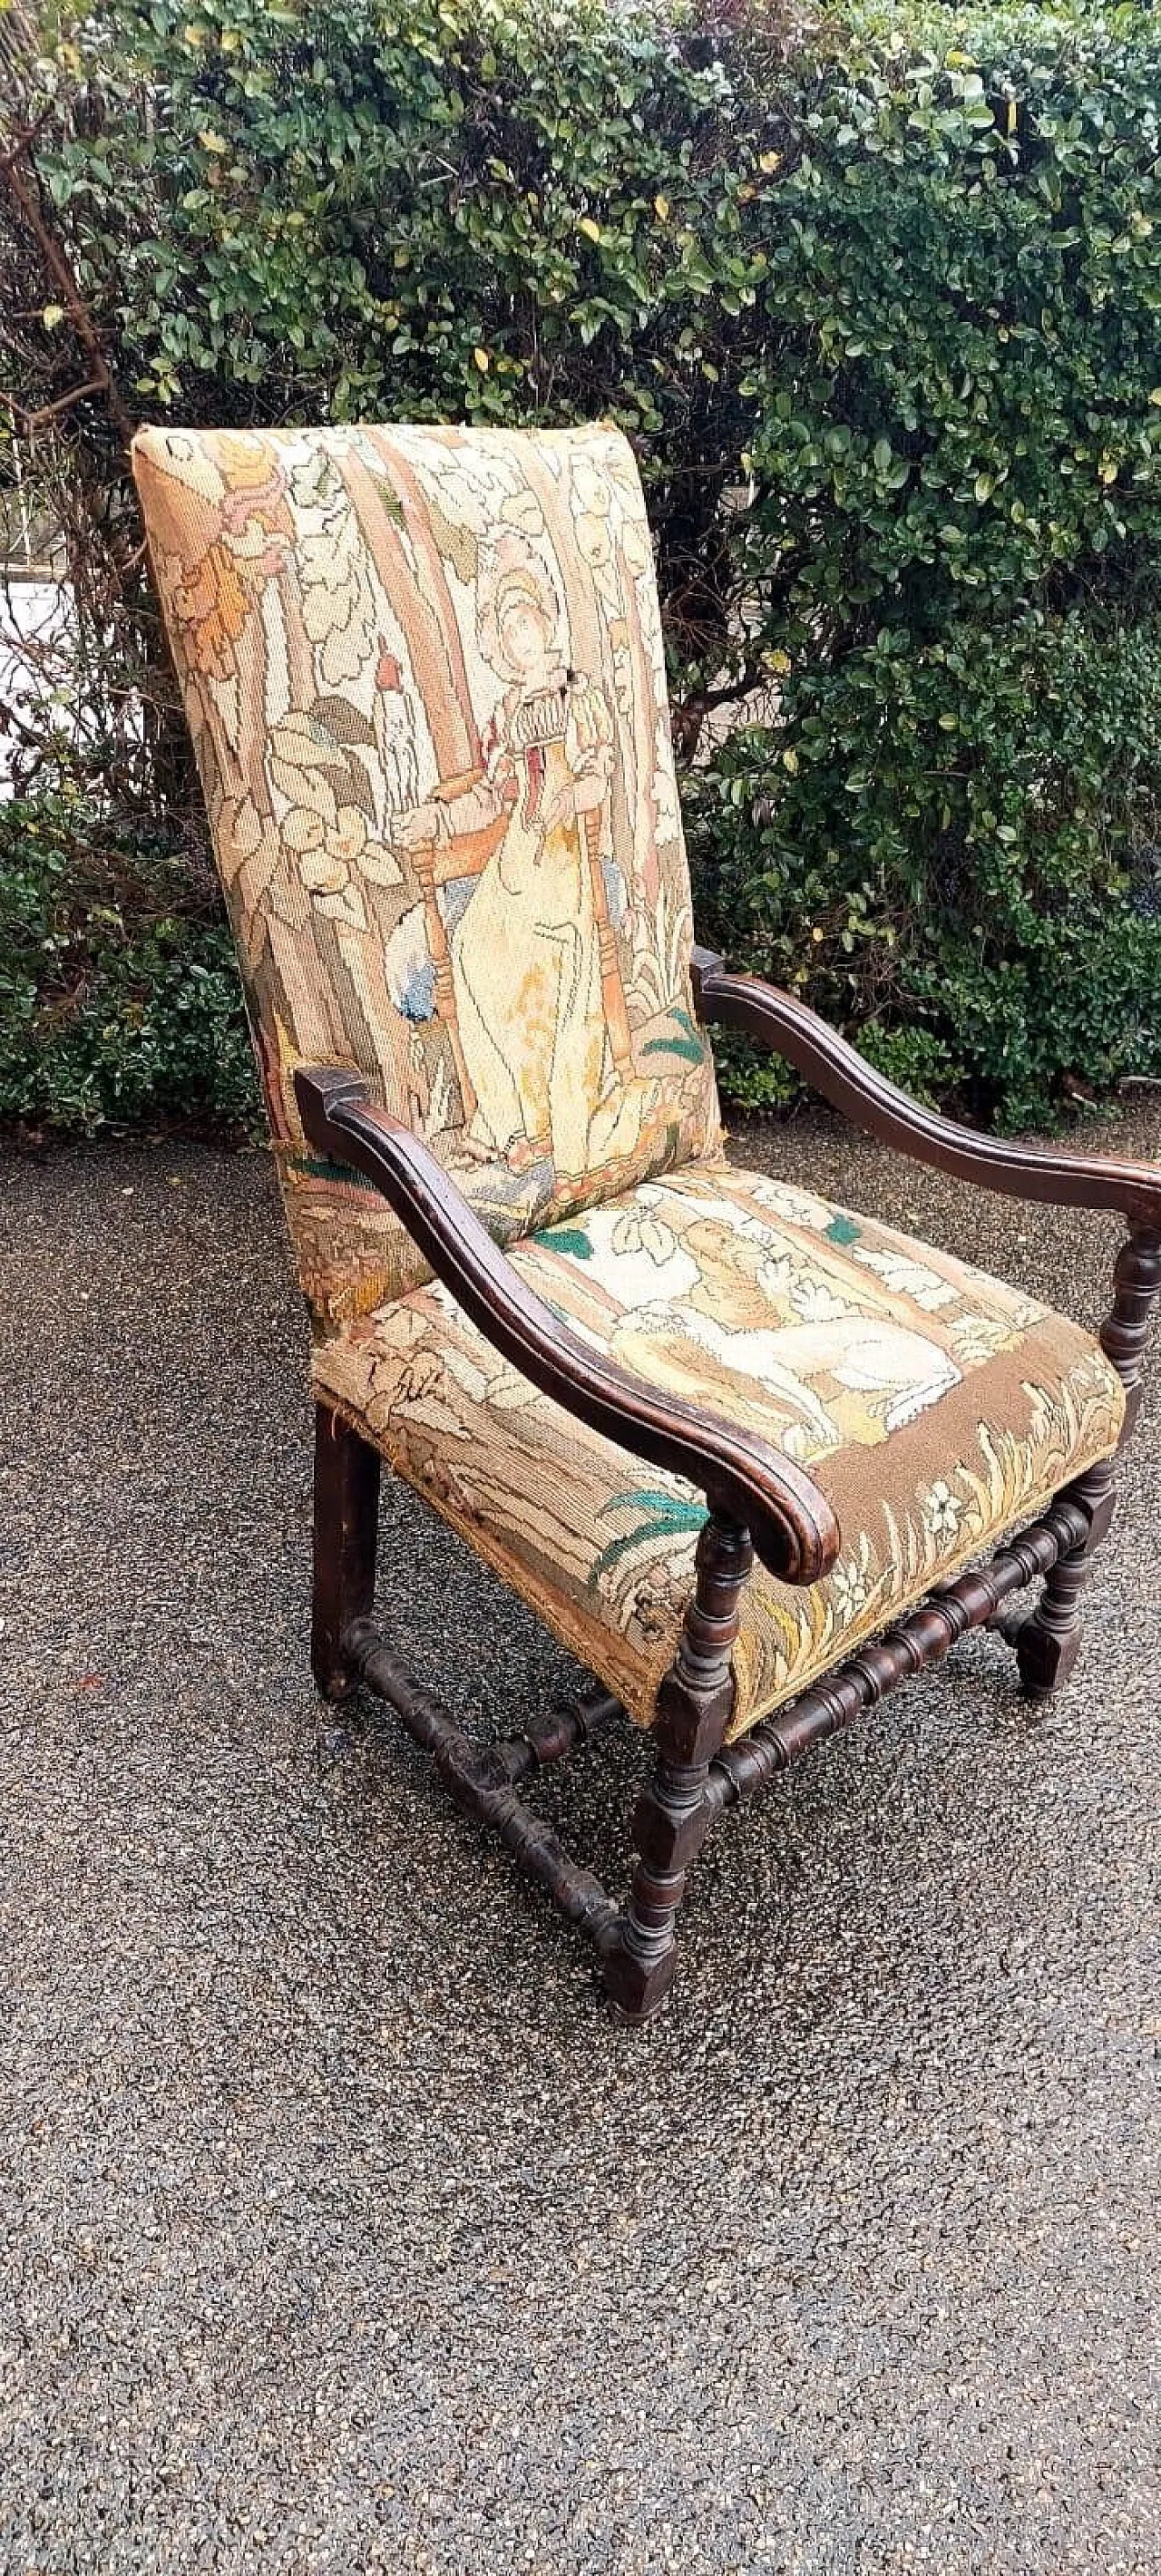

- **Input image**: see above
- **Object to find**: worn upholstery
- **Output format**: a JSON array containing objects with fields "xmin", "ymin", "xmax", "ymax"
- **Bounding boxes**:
[
  {"xmin": 132, "ymin": 422, "xmax": 720, "ymax": 1321},
  {"xmin": 313, "ymin": 1161, "xmax": 1125, "ymax": 1735},
  {"xmin": 135, "ymin": 418, "xmax": 1125, "ymax": 1735}
]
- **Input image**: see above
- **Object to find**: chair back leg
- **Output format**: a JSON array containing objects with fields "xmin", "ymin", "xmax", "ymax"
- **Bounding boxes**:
[
  {"xmin": 312, "ymin": 1401, "xmax": 382, "ymax": 1701},
  {"xmin": 1018, "ymin": 1221, "xmax": 1161, "ymax": 1697},
  {"xmin": 1016, "ymin": 1462, "xmax": 1116, "ymax": 1697}
]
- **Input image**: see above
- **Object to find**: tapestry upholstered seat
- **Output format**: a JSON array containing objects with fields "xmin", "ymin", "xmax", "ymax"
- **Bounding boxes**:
[
  {"xmin": 132, "ymin": 417, "xmax": 1159, "ymax": 2021},
  {"xmin": 313, "ymin": 1162, "xmax": 1122, "ymax": 1734}
]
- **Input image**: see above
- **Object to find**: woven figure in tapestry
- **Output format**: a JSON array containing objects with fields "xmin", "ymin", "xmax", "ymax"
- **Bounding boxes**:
[{"xmin": 401, "ymin": 534, "xmax": 654, "ymax": 1181}]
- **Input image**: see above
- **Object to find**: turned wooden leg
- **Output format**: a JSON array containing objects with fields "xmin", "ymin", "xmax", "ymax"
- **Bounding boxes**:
[
  {"xmin": 311, "ymin": 1401, "xmax": 381, "ymax": 1701},
  {"xmin": 603, "ymin": 1509, "xmax": 753, "ymax": 2023},
  {"xmin": 1018, "ymin": 1219, "xmax": 1161, "ymax": 1700},
  {"xmin": 1016, "ymin": 1463, "xmax": 1116, "ymax": 1697}
]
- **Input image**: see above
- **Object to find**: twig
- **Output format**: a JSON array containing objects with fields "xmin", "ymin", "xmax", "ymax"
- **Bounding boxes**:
[
  {"xmin": 0, "ymin": 694, "xmax": 46, "ymax": 749},
  {"xmin": 8, "ymin": 376, "xmax": 110, "ymax": 431},
  {"xmin": 0, "ymin": 109, "xmax": 54, "ymax": 183},
  {"xmin": 2, "ymin": 148, "xmax": 137, "ymax": 449}
]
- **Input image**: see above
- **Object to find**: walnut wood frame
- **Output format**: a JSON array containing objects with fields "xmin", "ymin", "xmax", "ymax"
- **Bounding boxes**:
[{"xmin": 295, "ymin": 956, "xmax": 1160, "ymax": 2022}]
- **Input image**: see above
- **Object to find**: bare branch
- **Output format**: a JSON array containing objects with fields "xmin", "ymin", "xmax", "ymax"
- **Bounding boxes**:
[
  {"xmin": 8, "ymin": 376, "xmax": 110, "ymax": 431},
  {"xmin": 2, "ymin": 144, "xmax": 137, "ymax": 450}
]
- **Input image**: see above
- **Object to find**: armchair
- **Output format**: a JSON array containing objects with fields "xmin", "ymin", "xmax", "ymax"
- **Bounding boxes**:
[{"xmin": 132, "ymin": 417, "xmax": 1158, "ymax": 2020}]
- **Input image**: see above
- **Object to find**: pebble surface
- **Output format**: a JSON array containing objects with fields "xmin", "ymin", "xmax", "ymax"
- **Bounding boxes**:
[{"xmin": 1, "ymin": 1104, "xmax": 1158, "ymax": 2574}]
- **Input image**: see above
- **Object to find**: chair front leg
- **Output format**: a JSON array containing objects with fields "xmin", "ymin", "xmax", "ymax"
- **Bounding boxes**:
[
  {"xmin": 311, "ymin": 1400, "xmax": 382, "ymax": 1701},
  {"xmin": 1018, "ymin": 1220, "xmax": 1161, "ymax": 1698},
  {"xmin": 603, "ymin": 1509, "xmax": 754, "ymax": 2022}
]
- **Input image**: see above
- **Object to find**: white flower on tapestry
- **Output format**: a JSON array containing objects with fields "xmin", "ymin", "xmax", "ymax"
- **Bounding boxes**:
[
  {"xmin": 921, "ymin": 1478, "xmax": 964, "ymax": 1544},
  {"xmin": 853, "ymin": 1246, "xmax": 959, "ymax": 1312},
  {"xmin": 832, "ymin": 1552, "xmax": 873, "ymax": 1621},
  {"xmin": 610, "ymin": 1207, "xmax": 678, "ymax": 1264}
]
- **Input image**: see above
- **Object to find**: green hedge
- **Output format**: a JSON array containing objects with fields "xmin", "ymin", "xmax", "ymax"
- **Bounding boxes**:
[
  {"xmin": 0, "ymin": 794, "xmax": 258, "ymax": 1132},
  {"xmin": 4, "ymin": 0, "xmax": 1161, "ymax": 1129}
]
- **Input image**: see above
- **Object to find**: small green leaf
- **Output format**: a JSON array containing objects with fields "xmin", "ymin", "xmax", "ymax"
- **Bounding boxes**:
[
  {"xmin": 538, "ymin": 1225, "xmax": 594, "ymax": 1260},
  {"xmin": 641, "ymin": 1034, "xmax": 706, "ymax": 1062}
]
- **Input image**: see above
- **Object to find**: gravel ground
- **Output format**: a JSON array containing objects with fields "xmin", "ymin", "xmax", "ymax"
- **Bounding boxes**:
[{"xmin": 1, "ymin": 1102, "xmax": 1158, "ymax": 2575}]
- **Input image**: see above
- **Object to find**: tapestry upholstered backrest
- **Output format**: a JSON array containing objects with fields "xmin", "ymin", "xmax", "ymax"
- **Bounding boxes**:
[{"xmin": 132, "ymin": 422, "xmax": 721, "ymax": 1323}]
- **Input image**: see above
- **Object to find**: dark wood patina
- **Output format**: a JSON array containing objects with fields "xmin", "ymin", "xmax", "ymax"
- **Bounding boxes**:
[
  {"xmin": 690, "ymin": 951, "xmax": 1161, "ymax": 1226},
  {"xmin": 297, "ymin": 959, "xmax": 1160, "ymax": 2023}
]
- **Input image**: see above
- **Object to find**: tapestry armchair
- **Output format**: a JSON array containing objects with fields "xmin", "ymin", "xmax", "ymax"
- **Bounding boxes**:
[{"xmin": 132, "ymin": 420, "xmax": 1160, "ymax": 2021}]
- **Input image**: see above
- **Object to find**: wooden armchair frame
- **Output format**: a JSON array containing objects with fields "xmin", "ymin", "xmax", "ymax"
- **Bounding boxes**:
[{"xmin": 301, "ymin": 951, "xmax": 1161, "ymax": 2022}]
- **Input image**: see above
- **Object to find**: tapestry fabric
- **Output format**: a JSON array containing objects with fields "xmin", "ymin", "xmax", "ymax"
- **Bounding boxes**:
[
  {"xmin": 132, "ymin": 421, "xmax": 721, "ymax": 1321},
  {"xmin": 311, "ymin": 1160, "xmax": 1125, "ymax": 1734}
]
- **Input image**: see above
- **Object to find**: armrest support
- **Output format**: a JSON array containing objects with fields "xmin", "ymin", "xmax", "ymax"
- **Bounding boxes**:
[
  {"xmin": 295, "ymin": 1066, "xmax": 840, "ymax": 1587},
  {"xmin": 694, "ymin": 951, "xmax": 1161, "ymax": 1226}
]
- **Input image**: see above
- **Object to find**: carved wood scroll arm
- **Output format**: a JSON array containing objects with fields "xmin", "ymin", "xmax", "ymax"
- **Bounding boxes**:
[
  {"xmin": 294, "ymin": 1067, "xmax": 840, "ymax": 1587},
  {"xmin": 692, "ymin": 950, "xmax": 1161, "ymax": 1226}
]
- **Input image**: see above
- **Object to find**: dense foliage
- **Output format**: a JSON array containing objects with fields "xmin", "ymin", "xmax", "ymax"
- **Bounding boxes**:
[
  {"xmin": 0, "ymin": 791, "xmax": 257, "ymax": 1129},
  {"xmin": 3, "ymin": 0, "xmax": 1161, "ymax": 1129}
]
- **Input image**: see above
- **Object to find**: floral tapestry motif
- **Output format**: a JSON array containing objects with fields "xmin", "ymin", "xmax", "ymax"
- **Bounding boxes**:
[
  {"xmin": 312, "ymin": 1162, "xmax": 1126, "ymax": 1734},
  {"xmin": 132, "ymin": 421, "xmax": 720, "ymax": 1319}
]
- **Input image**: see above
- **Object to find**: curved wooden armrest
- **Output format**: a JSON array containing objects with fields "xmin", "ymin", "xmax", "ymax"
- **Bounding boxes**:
[
  {"xmin": 294, "ymin": 1066, "xmax": 840, "ymax": 1587},
  {"xmin": 693, "ymin": 951, "xmax": 1161, "ymax": 1226}
]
